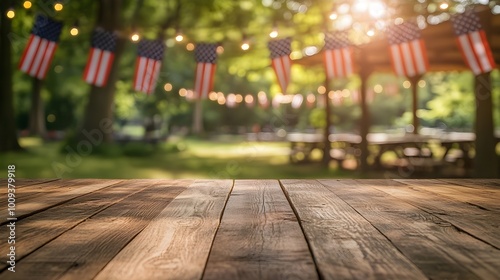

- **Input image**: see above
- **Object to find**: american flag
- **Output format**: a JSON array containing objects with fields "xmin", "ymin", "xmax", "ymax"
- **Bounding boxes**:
[
  {"xmin": 323, "ymin": 32, "xmax": 353, "ymax": 79},
  {"xmin": 133, "ymin": 39, "xmax": 165, "ymax": 94},
  {"xmin": 387, "ymin": 21, "xmax": 428, "ymax": 77},
  {"xmin": 19, "ymin": 14, "xmax": 63, "ymax": 80},
  {"xmin": 451, "ymin": 11, "xmax": 496, "ymax": 75},
  {"xmin": 83, "ymin": 29, "xmax": 117, "ymax": 87},
  {"xmin": 268, "ymin": 38, "xmax": 292, "ymax": 94},
  {"xmin": 194, "ymin": 43, "xmax": 218, "ymax": 99}
]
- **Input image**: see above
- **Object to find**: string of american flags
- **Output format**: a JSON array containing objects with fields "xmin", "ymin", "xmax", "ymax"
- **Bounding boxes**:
[{"xmin": 18, "ymin": 10, "xmax": 496, "ymax": 100}]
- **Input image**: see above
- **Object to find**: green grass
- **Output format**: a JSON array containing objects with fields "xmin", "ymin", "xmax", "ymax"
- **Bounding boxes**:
[{"xmin": 0, "ymin": 137, "xmax": 370, "ymax": 179}]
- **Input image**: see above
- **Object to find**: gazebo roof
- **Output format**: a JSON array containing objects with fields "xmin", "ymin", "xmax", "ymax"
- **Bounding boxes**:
[{"xmin": 294, "ymin": 8, "xmax": 500, "ymax": 74}]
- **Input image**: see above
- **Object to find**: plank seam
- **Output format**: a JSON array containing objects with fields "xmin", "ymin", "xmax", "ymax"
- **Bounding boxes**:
[
  {"xmin": 379, "ymin": 180, "xmax": 500, "ymax": 250},
  {"xmin": 0, "ymin": 180, "xmax": 169, "ymax": 274},
  {"xmin": 17, "ymin": 178, "xmax": 61, "ymax": 188},
  {"xmin": 319, "ymin": 179, "xmax": 426, "ymax": 276},
  {"xmin": 0, "ymin": 180, "xmax": 125, "ymax": 227},
  {"xmin": 278, "ymin": 179, "xmax": 322, "ymax": 280},
  {"xmin": 200, "ymin": 179, "xmax": 236, "ymax": 280},
  {"xmin": 91, "ymin": 180, "xmax": 192, "ymax": 279}
]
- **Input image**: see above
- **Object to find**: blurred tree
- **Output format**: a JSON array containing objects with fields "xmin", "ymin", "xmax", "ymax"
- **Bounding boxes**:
[{"xmin": 0, "ymin": 1, "xmax": 22, "ymax": 152}]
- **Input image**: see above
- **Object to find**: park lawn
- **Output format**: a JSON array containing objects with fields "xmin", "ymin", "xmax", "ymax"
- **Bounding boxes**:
[{"xmin": 0, "ymin": 137, "xmax": 368, "ymax": 179}]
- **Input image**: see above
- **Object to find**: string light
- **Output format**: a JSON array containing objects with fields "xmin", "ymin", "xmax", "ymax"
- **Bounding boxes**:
[
  {"xmin": 23, "ymin": 1, "xmax": 32, "ymax": 9},
  {"xmin": 131, "ymin": 29, "xmax": 140, "ymax": 42},
  {"xmin": 175, "ymin": 29, "xmax": 184, "ymax": 42},
  {"xmin": 329, "ymin": 11, "xmax": 338, "ymax": 20},
  {"xmin": 54, "ymin": 1, "xmax": 64, "ymax": 12},
  {"xmin": 216, "ymin": 45, "xmax": 224, "ymax": 54},
  {"xmin": 241, "ymin": 41, "xmax": 250, "ymax": 50},
  {"xmin": 70, "ymin": 21, "xmax": 79, "ymax": 36},
  {"xmin": 269, "ymin": 25, "xmax": 278, "ymax": 38},
  {"xmin": 6, "ymin": 7, "xmax": 15, "ymax": 19},
  {"xmin": 366, "ymin": 27, "xmax": 375, "ymax": 37},
  {"xmin": 439, "ymin": 2, "xmax": 449, "ymax": 10},
  {"xmin": 70, "ymin": 27, "xmax": 79, "ymax": 36},
  {"xmin": 241, "ymin": 36, "xmax": 250, "ymax": 50},
  {"xmin": 186, "ymin": 43, "xmax": 195, "ymax": 51}
]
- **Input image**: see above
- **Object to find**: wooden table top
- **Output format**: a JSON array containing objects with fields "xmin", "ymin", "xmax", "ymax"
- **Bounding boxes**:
[{"xmin": 1, "ymin": 178, "xmax": 499, "ymax": 279}]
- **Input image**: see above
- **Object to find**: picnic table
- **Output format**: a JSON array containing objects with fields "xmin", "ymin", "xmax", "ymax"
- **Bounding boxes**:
[
  {"xmin": 288, "ymin": 132, "xmax": 500, "ymax": 171},
  {"xmin": 2, "ymin": 178, "xmax": 499, "ymax": 279}
]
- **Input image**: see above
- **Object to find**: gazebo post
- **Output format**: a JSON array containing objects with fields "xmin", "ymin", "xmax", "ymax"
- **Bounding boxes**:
[
  {"xmin": 474, "ymin": 72, "xmax": 498, "ymax": 178},
  {"xmin": 359, "ymin": 52, "xmax": 372, "ymax": 173},
  {"xmin": 322, "ymin": 78, "xmax": 331, "ymax": 167},
  {"xmin": 409, "ymin": 75, "xmax": 422, "ymax": 134},
  {"xmin": 359, "ymin": 72, "xmax": 370, "ymax": 172}
]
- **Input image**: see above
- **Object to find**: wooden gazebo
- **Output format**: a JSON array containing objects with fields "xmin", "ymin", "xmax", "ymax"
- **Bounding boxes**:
[{"xmin": 294, "ymin": 8, "xmax": 500, "ymax": 177}]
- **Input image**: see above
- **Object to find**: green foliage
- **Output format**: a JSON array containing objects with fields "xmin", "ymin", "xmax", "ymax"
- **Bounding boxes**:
[
  {"xmin": 419, "ymin": 72, "xmax": 475, "ymax": 129},
  {"xmin": 8, "ymin": 0, "xmax": 499, "ymax": 138}
]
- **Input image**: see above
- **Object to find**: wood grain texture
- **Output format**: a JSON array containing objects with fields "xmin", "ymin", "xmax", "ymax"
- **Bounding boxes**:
[
  {"xmin": 0, "ymin": 179, "xmax": 167, "ymax": 271},
  {"xmin": 94, "ymin": 180, "xmax": 233, "ymax": 280},
  {"xmin": 0, "ymin": 179, "xmax": 122, "ymax": 222},
  {"xmin": 281, "ymin": 179, "xmax": 426, "ymax": 280},
  {"xmin": 373, "ymin": 179, "xmax": 500, "ymax": 249},
  {"xmin": 321, "ymin": 179, "xmax": 500, "ymax": 279},
  {"xmin": 441, "ymin": 179, "xmax": 500, "ymax": 190},
  {"xmin": 396, "ymin": 179, "xmax": 500, "ymax": 212},
  {"xmin": 0, "ymin": 178, "xmax": 60, "ymax": 193},
  {"xmin": 1, "ymin": 180, "xmax": 189, "ymax": 280},
  {"xmin": 203, "ymin": 180, "xmax": 317, "ymax": 280}
]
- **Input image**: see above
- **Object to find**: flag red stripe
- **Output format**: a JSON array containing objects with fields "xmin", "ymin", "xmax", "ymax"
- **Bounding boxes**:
[
  {"xmin": 389, "ymin": 45, "xmax": 403, "ymax": 77},
  {"xmin": 397, "ymin": 45, "xmax": 408, "ymax": 76},
  {"xmin": 101, "ymin": 53, "xmax": 114, "ymax": 87},
  {"xmin": 324, "ymin": 50, "xmax": 334, "ymax": 80},
  {"xmin": 340, "ymin": 49, "xmax": 348, "ymax": 77},
  {"xmin": 30, "ymin": 40, "xmax": 48, "ymax": 77},
  {"xmin": 408, "ymin": 42, "xmax": 419, "ymax": 76},
  {"xmin": 146, "ymin": 60, "xmax": 155, "ymax": 94},
  {"xmin": 34, "ymin": 40, "xmax": 51, "ymax": 78},
  {"xmin": 133, "ymin": 57, "xmax": 141, "ymax": 91},
  {"xmin": 479, "ymin": 30, "xmax": 496, "ymax": 70},
  {"xmin": 456, "ymin": 37, "xmax": 473, "ymax": 71},
  {"xmin": 194, "ymin": 63, "xmax": 203, "ymax": 98},
  {"xmin": 419, "ymin": 40, "xmax": 430, "ymax": 72},
  {"xmin": 40, "ymin": 43, "xmax": 58, "ymax": 79},
  {"xmin": 26, "ymin": 38, "xmax": 42, "ymax": 75},
  {"xmin": 141, "ymin": 58, "xmax": 152, "ymax": 93},
  {"xmin": 19, "ymin": 35, "xmax": 35, "ymax": 70},
  {"xmin": 91, "ymin": 50, "xmax": 104, "ymax": 85},
  {"xmin": 207, "ymin": 63, "xmax": 216, "ymax": 98},
  {"xmin": 148, "ymin": 61, "xmax": 161, "ymax": 94},
  {"xmin": 83, "ymin": 48, "xmax": 96, "ymax": 84},
  {"xmin": 465, "ymin": 33, "xmax": 483, "ymax": 73}
]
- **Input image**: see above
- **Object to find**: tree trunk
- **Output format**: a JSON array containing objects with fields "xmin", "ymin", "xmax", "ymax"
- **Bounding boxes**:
[
  {"xmin": 0, "ymin": 2, "xmax": 22, "ymax": 152},
  {"xmin": 77, "ymin": 0, "xmax": 124, "ymax": 143},
  {"xmin": 359, "ymin": 70, "xmax": 370, "ymax": 173},
  {"xmin": 192, "ymin": 99, "xmax": 204, "ymax": 135},
  {"xmin": 409, "ymin": 75, "xmax": 422, "ymax": 134},
  {"xmin": 322, "ymin": 78, "xmax": 331, "ymax": 167},
  {"xmin": 474, "ymin": 73, "xmax": 498, "ymax": 178},
  {"xmin": 29, "ymin": 78, "xmax": 47, "ymax": 137}
]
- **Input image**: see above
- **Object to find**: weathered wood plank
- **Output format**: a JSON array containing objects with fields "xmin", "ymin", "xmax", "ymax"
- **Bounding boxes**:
[
  {"xmin": 441, "ymin": 179, "xmax": 500, "ymax": 190},
  {"xmin": 281, "ymin": 179, "xmax": 426, "ymax": 280},
  {"xmin": 94, "ymin": 180, "xmax": 233, "ymax": 280},
  {"xmin": 320, "ymin": 179, "xmax": 500, "ymax": 279},
  {"xmin": 1, "ymin": 180, "xmax": 190, "ymax": 280},
  {"xmin": 203, "ymin": 180, "xmax": 317, "ymax": 280},
  {"xmin": 0, "ymin": 178, "xmax": 60, "ymax": 193},
  {"xmin": 0, "ymin": 179, "xmax": 177, "ymax": 271},
  {"xmin": 395, "ymin": 179, "xmax": 500, "ymax": 212},
  {"xmin": 6, "ymin": 179, "xmax": 110, "ymax": 201},
  {"xmin": 373, "ymin": 179, "xmax": 500, "ymax": 249},
  {"xmin": 0, "ymin": 179, "xmax": 122, "ymax": 223}
]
